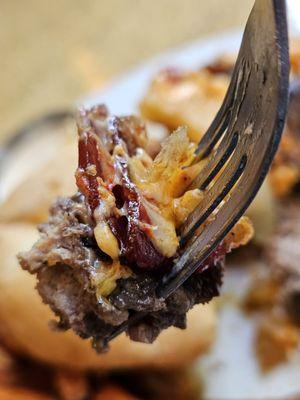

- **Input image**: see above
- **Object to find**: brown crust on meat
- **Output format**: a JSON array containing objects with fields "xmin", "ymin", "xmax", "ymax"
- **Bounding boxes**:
[{"xmin": 19, "ymin": 195, "xmax": 223, "ymax": 350}]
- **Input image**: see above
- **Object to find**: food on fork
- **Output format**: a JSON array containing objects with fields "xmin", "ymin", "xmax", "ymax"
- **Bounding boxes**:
[{"xmin": 18, "ymin": 104, "xmax": 253, "ymax": 351}]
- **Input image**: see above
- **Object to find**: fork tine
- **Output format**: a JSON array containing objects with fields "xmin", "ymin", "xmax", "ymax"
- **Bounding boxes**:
[
  {"xmin": 178, "ymin": 60, "xmax": 251, "ymax": 243},
  {"xmin": 158, "ymin": 142, "xmax": 276, "ymax": 299},
  {"xmin": 180, "ymin": 153, "xmax": 247, "ymax": 245},
  {"xmin": 194, "ymin": 70, "xmax": 236, "ymax": 161},
  {"xmin": 191, "ymin": 55, "xmax": 252, "ymax": 187},
  {"xmin": 194, "ymin": 131, "xmax": 239, "ymax": 190},
  {"xmin": 194, "ymin": 50, "xmax": 247, "ymax": 161}
]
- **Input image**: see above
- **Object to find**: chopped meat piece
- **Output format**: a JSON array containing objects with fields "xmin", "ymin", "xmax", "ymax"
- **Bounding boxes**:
[
  {"xmin": 255, "ymin": 315, "xmax": 299, "ymax": 372},
  {"xmin": 243, "ymin": 277, "xmax": 280, "ymax": 313},
  {"xmin": 19, "ymin": 105, "xmax": 252, "ymax": 351}
]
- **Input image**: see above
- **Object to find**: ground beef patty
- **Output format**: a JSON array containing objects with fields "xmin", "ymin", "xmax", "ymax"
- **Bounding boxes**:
[
  {"xmin": 18, "ymin": 104, "xmax": 251, "ymax": 351},
  {"xmin": 19, "ymin": 195, "xmax": 223, "ymax": 350}
]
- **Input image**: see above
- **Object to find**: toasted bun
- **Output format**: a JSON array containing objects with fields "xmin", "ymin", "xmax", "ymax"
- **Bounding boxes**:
[{"xmin": 0, "ymin": 222, "xmax": 216, "ymax": 371}]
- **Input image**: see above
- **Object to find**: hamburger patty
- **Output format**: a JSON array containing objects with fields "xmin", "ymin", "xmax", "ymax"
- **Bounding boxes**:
[{"xmin": 19, "ymin": 194, "xmax": 223, "ymax": 350}]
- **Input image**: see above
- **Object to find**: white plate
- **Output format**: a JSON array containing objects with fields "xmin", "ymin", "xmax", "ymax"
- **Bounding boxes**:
[{"xmin": 81, "ymin": 28, "xmax": 300, "ymax": 400}]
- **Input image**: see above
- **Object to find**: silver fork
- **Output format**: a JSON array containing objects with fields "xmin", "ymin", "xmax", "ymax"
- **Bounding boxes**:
[{"xmin": 105, "ymin": 0, "xmax": 290, "ymax": 344}]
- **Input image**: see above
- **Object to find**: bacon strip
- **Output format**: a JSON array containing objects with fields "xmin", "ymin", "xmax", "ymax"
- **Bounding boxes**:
[
  {"xmin": 109, "ymin": 154, "xmax": 167, "ymax": 270},
  {"xmin": 75, "ymin": 106, "xmax": 115, "ymax": 213},
  {"xmin": 75, "ymin": 109, "xmax": 169, "ymax": 271}
]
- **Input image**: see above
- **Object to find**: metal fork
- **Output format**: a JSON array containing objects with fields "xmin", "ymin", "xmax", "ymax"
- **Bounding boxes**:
[{"xmin": 105, "ymin": 0, "xmax": 290, "ymax": 344}]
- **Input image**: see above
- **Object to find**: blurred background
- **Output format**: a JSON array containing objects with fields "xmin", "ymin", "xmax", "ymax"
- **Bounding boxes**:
[{"xmin": 1, "ymin": 0, "xmax": 252, "ymax": 142}]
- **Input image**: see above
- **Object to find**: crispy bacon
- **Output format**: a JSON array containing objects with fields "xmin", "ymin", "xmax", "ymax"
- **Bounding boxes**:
[
  {"xmin": 75, "ymin": 109, "xmax": 169, "ymax": 271},
  {"xmin": 76, "ymin": 132, "xmax": 104, "ymax": 212},
  {"xmin": 110, "ymin": 118, "xmax": 169, "ymax": 270},
  {"xmin": 109, "ymin": 216, "xmax": 167, "ymax": 270},
  {"xmin": 75, "ymin": 107, "xmax": 114, "ymax": 212}
]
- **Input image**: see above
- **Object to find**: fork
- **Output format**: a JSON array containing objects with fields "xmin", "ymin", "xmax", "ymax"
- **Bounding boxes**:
[{"xmin": 104, "ymin": 0, "xmax": 290, "ymax": 344}]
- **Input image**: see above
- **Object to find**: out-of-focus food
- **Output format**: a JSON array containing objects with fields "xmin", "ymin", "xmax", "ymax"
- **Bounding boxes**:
[
  {"xmin": 18, "ymin": 104, "xmax": 252, "ymax": 350},
  {"xmin": 290, "ymin": 39, "xmax": 300, "ymax": 75},
  {"xmin": 243, "ymin": 197, "xmax": 300, "ymax": 371},
  {"xmin": 0, "ymin": 344, "xmax": 53, "ymax": 400},
  {"xmin": 140, "ymin": 67, "xmax": 228, "ymax": 143},
  {"xmin": 267, "ymin": 198, "xmax": 300, "ymax": 326},
  {"xmin": 0, "ymin": 387, "xmax": 52, "ymax": 400},
  {"xmin": 110, "ymin": 368, "xmax": 201, "ymax": 399},
  {"xmin": 0, "ymin": 339, "xmax": 200, "ymax": 399},
  {"xmin": 269, "ymin": 80, "xmax": 300, "ymax": 197},
  {"xmin": 244, "ymin": 179, "xmax": 277, "ymax": 244},
  {"xmin": 243, "ymin": 276, "xmax": 280, "ymax": 313},
  {"xmin": 54, "ymin": 370, "xmax": 89, "ymax": 400},
  {"xmin": 255, "ymin": 315, "xmax": 299, "ymax": 372},
  {"xmin": 93, "ymin": 386, "xmax": 136, "ymax": 400}
]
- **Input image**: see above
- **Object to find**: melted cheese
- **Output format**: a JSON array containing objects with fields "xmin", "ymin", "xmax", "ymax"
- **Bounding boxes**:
[
  {"xmin": 91, "ymin": 260, "xmax": 131, "ymax": 299},
  {"xmin": 128, "ymin": 128, "xmax": 206, "ymax": 257},
  {"xmin": 94, "ymin": 222, "xmax": 119, "ymax": 260}
]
